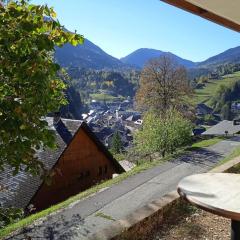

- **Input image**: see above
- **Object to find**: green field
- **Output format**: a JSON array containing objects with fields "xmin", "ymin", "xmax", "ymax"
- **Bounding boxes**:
[
  {"xmin": 194, "ymin": 71, "xmax": 240, "ymax": 105},
  {"xmin": 90, "ymin": 93, "xmax": 124, "ymax": 102}
]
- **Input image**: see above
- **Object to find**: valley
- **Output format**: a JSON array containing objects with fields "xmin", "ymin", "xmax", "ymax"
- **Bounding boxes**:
[
  {"xmin": 55, "ymin": 37, "xmax": 240, "ymax": 153},
  {"xmin": 2, "ymin": 1, "xmax": 240, "ymax": 239}
]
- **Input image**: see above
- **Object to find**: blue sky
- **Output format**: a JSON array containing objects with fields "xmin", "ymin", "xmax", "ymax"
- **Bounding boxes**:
[{"xmin": 32, "ymin": 0, "xmax": 240, "ymax": 62}]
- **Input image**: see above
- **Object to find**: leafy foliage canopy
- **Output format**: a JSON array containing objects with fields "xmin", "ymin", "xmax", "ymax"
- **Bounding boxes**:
[{"xmin": 0, "ymin": 0, "xmax": 83, "ymax": 175}]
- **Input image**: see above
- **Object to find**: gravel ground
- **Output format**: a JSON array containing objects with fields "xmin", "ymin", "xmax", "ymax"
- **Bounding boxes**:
[{"xmin": 153, "ymin": 209, "xmax": 230, "ymax": 240}]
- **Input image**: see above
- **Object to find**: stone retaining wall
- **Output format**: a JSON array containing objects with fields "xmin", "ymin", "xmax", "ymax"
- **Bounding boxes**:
[{"xmin": 88, "ymin": 157, "xmax": 240, "ymax": 240}]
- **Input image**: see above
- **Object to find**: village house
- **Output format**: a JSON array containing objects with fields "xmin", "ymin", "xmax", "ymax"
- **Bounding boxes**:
[
  {"xmin": 125, "ymin": 114, "xmax": 141, "ymax": 122},
  {"xmin": 202, "ymin": 120, "xmax": 240, "ymax": 136},
  {"xmin": 208, "ymin": 72, "xmax": 219, "ymax": 80},
  {"xmin": 0, "ymin": 115, "xmax": 125, "ymax": 212},
  {"xmin": 231, "ymin": 102, "xmax": 240, "ymax": 112},
  {"xmin": 196, "ymin": 103, "xmax": 213, "ymax": 116}
]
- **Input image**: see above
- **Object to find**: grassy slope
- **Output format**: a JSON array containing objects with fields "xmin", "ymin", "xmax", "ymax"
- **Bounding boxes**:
[
  {"xmin": 0, "ymin": 137, "xmax": 233, "ymax": 238},
  {"xmin": 194, "ymin": 71, "xmax": 240, "ymax": 105}
]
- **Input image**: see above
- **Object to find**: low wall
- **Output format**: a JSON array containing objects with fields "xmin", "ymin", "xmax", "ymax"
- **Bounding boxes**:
[{"xmin": 88, "ymin": 156, "xmax": 240, "ymax": 240}]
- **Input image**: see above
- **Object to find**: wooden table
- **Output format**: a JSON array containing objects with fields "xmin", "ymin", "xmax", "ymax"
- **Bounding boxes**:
[{"xmin": 178, "ymin": 173, "xmax": 240, "ymax": 240}]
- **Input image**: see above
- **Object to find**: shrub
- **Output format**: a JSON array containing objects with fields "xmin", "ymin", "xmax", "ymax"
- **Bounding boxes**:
[
  {"xmin": 134, "ymin": 109, "xmax": 192, "ymax": 158},
  {"xmin": 0, "ymin": 207, "xmax": 24, "ymax": 229}
]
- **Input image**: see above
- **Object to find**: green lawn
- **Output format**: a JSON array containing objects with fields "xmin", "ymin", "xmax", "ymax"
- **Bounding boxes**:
[
  {"xmin": 191, "ymin": 137, "xmax": 223, "ymax": 148},
  {"xmin": 194, "ymin": 71, "xmax": 240, "ymax": 105},
  {"xmin": 112, "ymin": 152, "xmax": 126, "ymax": 161},
  {"xmin": 90, "ymin": 93, "xmax": 124, "ymax": 102}
]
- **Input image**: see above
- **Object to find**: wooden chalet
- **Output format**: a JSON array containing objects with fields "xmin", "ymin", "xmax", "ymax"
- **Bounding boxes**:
[{"xmin": 0, "ymin": 115, "xmax": 125, "ymax": 212}]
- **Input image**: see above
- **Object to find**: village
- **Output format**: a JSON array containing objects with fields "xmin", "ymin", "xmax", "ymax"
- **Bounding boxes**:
[
  {"xmin": 82, "ymin": 96, "xmax": 240, "ymax": 152},
  {"xmin": 81, "ymin": 98, "xmax": 142, "ymax": 150}
]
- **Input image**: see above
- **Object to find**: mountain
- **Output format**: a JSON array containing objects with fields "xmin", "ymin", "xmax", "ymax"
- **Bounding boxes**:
[
  {"xmin": 55, "ymin": 39, "xmax": 126, "ymax": 70},
  {"xmin": 197, "ymin": 46, "xmax": 240, "ymax": 68},
  {"xmin": 121, "ymin": 46, "xmax": 240, "ymax": 70},
  {"xmin": 120, "ymin": 48, "xmax": 196, "ymax": 68},
  {"xmin": 55, "ymin": 36, "xmax": 240, "ymax": 71}
]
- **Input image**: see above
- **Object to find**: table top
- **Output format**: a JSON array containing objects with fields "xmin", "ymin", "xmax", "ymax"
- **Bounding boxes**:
[{"xmin": 178, "ymin": 173, "xmax": 240, "ymax": 221}]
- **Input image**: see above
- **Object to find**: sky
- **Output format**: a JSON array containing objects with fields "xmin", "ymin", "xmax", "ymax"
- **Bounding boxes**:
[{"xmin": 32, "ymin": 0, "xmax": 240, "ymax": 62}]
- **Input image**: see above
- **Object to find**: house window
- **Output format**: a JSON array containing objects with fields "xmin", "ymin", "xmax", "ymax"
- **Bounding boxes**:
[
  {"xmin": 86, "ymin": 170, "xmax": 90, "ymax": 177},
  {"xmin": 78, "ymin": 172, "xmax": 84, "ymax": 180},
  {"xmin": 104, "ymin": 165, "xmax": 108, "ymax": 174},
  {"xmin": 99, "ymin": 166, "xmax": 102, "ymax": 176}
]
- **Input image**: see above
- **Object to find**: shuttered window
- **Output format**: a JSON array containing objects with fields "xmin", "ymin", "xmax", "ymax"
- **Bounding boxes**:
[{"xmin": 99, "ymin": 166, "xmax": 102, "ymax": 176}]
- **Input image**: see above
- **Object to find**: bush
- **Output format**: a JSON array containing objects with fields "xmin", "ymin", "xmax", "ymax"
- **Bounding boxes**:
[
  {"xmin": 134, "ymin": 109, "xmax": 192, "ymax": 158},
  {"xmin": 0, "ymin": 207, "xmax": 24, "ymax": 229}
]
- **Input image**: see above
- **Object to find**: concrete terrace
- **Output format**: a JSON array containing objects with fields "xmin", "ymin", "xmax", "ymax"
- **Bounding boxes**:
[{"xmin": 7, "ymin": 137, "xmax": 240, "ymax": 240}]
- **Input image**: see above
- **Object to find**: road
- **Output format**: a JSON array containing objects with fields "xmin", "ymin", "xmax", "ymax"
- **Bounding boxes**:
[{"xmin": 7, "ymin": 137, "xmax": 240, "ymax": 240}]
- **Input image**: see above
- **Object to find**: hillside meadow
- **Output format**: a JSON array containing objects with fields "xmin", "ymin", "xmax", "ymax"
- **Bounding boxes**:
[{"xmin": 194, "ymin": 71, "xmax": 240, "ymax": 105}]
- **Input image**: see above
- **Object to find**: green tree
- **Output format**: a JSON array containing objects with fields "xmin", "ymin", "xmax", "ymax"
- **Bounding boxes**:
[
  {"xmin": 221, "ymin": 103, "xmax": 232, "ymax": 120},
  {"xmin": 198, "ymin": 75, "xmax": 208, "ymax": 83},
  {"xmin": 61, "ymin": 86, "xmax": 84, "ymax": 119},
  {"xmin": 111, "ymin": 131, "xmax": 123, "ymax": 154},
  {"xmin": 209, "ymin": 81, "xmax": 240, "ymax": 120},
  {"xmin": 134, "ymin": 110, "xmax": 192, "ymax": 158},
  {"xmin": 0, "ymin": 1, "xmax": 83, "ymax": 176}
]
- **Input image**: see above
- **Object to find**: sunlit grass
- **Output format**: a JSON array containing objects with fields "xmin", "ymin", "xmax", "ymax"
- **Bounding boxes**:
[
  {"xmin": 89, "ymin": 93, "xmax": 124, "ymax": 102},
  {"xmin": 191, "ymin": 137, "xmax": 223, "ymax": 148},
  {"xmin": 194, "ymin": 71, "xmax": 240, "ymax": 105}
]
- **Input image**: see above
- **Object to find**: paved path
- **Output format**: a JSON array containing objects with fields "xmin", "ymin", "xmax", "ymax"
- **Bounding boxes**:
[{"xmin": 8, "ymin": 137, "xmax": 240, "ymax": 240}]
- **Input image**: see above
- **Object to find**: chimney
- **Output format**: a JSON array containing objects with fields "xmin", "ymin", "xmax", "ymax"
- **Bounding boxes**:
[{"xmin": 53, "ymin": 112, "xmax": 61, "ymax": 125}]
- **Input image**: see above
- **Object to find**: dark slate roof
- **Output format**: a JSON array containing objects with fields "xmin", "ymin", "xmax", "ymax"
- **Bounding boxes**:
[
  {"xmin": 193, "ymin": 127, "xmax": 206, "ymax": 136},
  {"xmin": 0, "ymin": 118, "xmax": 124, "ymax": 209},
  {"xmin": 202, "ymin": 120, "xmax": 240, "ymax": 135},
  {"xmin": 54, "ymin": 119, "xmax": 73, "ymax": 144},
  {"xmin": 126, "ymin": 114, "xmax": 141, "ymax": 122},
  {"xmin": 0, "ymin": 118, "xmax": 81, "ymax": 209},
  {"xmin": 196, "ymin": 103, "xmax": 213, "ymax": 115},
  {"xmin": 95, "ymin": 127, "xmax": 114, "ymax": 141}
]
